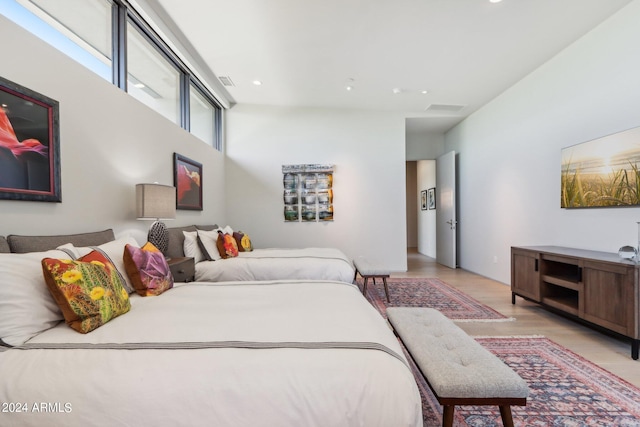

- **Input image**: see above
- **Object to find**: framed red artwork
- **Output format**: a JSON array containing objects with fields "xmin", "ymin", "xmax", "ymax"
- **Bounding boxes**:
[
  {"xmin": 0, "ymin": 76, "xmax": 61, "ymax": 202},
  {"xmin": 173, "ymin": 153, "xmax": 202, "ymax": 210}
]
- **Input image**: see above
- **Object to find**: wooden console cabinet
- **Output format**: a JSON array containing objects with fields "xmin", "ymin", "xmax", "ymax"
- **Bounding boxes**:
[{"xmin": 511, "ymin": 246, "xmax": 639, "ymax": 360}]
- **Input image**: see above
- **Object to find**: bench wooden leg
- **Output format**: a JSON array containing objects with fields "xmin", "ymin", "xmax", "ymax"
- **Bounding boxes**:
[
  {"xmin": 442, "ymin": 404, "xmax": 513, "ymax": 427},
  {"xmin": 362, "ymin": 277, "xmax": 368, "ymax": 296},
  {"xmin": 499, "ymin": 405, "xmax": 514, "ymax": 427},
  {"xmin": 442, "ymin": 405, "xmax": 455, "ymax": 427},
  {"xmin": 382, "ymin": 276, "xmax": 390, "ymax": 302}
]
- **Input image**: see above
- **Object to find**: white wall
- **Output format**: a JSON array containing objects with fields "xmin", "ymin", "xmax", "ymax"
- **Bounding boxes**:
[
  {"xmin": 225, "ymin": 104, "xmax": 408, "ymax": 272},
  {"xmin": 417, "ymin": 160, "xmax": 436, "ymax": 258},
  {"xmin": 406, "ymin": 131, "xmax": 445, "ymax": 161},
  {"xmin": 445, "ymin": 0, "xmax": 640, "ymax": 284},
  {"xmin": 0, "ymin": 16, "xmax": 226, "ymax": 242}
]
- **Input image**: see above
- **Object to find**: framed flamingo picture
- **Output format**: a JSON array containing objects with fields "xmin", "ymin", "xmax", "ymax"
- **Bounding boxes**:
[
  {"xmin": 0, "ymin": 76, "xmax": 61, "ymax": 202},
  {"xmin": 173, "ymin": 153, "xmax": 202, "ymax": 210}
]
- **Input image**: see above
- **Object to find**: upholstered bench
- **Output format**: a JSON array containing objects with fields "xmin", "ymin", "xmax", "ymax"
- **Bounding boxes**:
[
  {"xmin": 386, "ymin": 307, "xmax": 529, "ymax": 427},
  {"xmin": 353, "ymin": 257, "xmax": 390, "ymax": 302}
]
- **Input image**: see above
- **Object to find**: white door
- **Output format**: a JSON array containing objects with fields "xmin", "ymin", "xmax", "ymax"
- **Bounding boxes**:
[{"xmin": 436, "ymin": 150, "xmax": 457, "ymax": 268}]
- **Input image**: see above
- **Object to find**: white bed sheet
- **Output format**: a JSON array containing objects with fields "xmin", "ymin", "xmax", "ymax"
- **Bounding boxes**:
[
  {"xmin": 0, "ymin": 280, "xmax": 421, "ymax": 427},
  {"xmin": 195, "ymin": 247, "xmax": 356, "ymax": 283}
]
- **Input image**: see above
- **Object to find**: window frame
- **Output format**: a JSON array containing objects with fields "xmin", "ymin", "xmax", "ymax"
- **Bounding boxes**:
[
  {"xmin": 118, "ymin": 2, "xmax": 222, "ymax": 150},
  {"xmin": 188, "ymin": 77, "xmax": 223, "ymax": 149},
  {"xmin": 125, "ymin": 15, "xmax": 184, "ymax": 126},
  {"xmin": 7, "ymin": 0, "xmax": 223, "ymax": 151}
]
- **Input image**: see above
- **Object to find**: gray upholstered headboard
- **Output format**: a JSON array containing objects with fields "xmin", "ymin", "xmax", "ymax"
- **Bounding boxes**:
[
  {"xmin": 6, "ymin": 229, "xmax": 116, "ymax": 253},
  {"xmin": 165, "ymin": 226, "xmax": 197, "ymax": 259},
  {"xmin": 0, "ymin": 236, "xmax": 9, "ymax": 253},
  {"xmin": 165, "ymin": 225, "xmax": 217, "ymax": 259}
]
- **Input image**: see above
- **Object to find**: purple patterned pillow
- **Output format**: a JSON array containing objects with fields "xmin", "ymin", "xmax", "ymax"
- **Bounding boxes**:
[{"xmin": 123, "ymin": 243, "xmax": 174, "ymax": 296}]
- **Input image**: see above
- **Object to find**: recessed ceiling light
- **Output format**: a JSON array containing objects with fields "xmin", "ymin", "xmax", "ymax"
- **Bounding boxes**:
[
  {"xmin": 345, "ymin": 77, "xmax": 355, "ymax": 91},
  {"xmin": 392, "ymin": 88, "xmax": 402, "ymax": 94},
  {"xmin": 421, "ymin": 90, "xmax": 428, "ymax": 95},
  {"xmin": 252, "ymin": 80, "xmax": 262, "ymax": 86},
  {"xmin": 489, "ymin": 0, "xmax": 502, "ymax": 3}
]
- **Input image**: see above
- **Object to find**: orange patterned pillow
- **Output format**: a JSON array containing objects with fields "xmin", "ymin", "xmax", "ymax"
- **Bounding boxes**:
[
  {"xmin": 216, "ymin": 232, "xmax": 238, "ymax": 259},
  {"xmin": 41, "ymin": 251, "xmax": 131, "ymax": 333}
]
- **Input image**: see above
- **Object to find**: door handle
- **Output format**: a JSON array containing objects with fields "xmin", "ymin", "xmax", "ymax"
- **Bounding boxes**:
[{"xmin": 446, "ymin": 219, "xmax": 457, "ymax": 230}]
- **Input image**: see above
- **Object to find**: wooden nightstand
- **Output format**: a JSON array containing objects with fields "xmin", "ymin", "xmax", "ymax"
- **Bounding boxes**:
[{"xmin": 167, "ymin": 257, "xmax": 195, "ymax": 283}]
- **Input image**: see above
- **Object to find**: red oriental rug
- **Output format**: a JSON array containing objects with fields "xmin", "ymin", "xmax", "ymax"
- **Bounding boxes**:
[
  {"xmin": 414, "ymin": 336, "xmax": 640, "ymax": 426},
  {"xmin": 357, "ymin": 277, "xmax": 509, "ymax": 321}
]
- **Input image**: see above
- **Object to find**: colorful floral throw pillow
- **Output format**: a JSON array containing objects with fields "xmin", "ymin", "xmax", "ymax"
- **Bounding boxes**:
[
  {"xmin": 216, "ymin": 232, "xmax": 238, "ymax": 259},
  {"xmin": 41, "ymin": 251, "xmax": 131, "ymax": 334},
  {"xmin": 123, "ymin": 242, "xmax": 174, "ymax": 297}
]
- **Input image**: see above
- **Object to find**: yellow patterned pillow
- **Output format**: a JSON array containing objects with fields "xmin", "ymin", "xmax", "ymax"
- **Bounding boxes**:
[
  {"xmin": 233, "ymin": 231, "xmax": 253, "ymax": 252},
  {"xmin": 41, "ymin": 251, "xmax": 131, "ymax": 333}
]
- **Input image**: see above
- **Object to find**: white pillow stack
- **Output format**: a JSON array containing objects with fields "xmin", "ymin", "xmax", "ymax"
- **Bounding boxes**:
[
  {"xmin": 197, "ymin": 229, "xmax": 222, "ymax": 261},
  {"xmin": 0, "ymin": 250, "xmax": 67, "ymax": 346},
  {"xmin": 182, "ymin": 231, "xmax": 205, "ymax": 263}
]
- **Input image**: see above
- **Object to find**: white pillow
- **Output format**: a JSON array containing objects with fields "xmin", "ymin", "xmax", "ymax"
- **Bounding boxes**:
[
  {"xmin": 197, "ymin": 229, "xmax": 222, "ymax": 261},
  {"xmin": 222, "ymin": 225, "xmax": 234, "ymax": 235},
  {"xmin": 56, "ymin": 243, "xmax": 77, "ymax": 258},
  {"xmin": 0, "ymin": 250, "xmax": 68, "ymax": 346},
  {"xmin": 183, "ymin": 231, "xmax": 205, "ymax": 263},
  {"xmin": 70, "ymin": 236, "xmax": 139, "ymax": 294}
]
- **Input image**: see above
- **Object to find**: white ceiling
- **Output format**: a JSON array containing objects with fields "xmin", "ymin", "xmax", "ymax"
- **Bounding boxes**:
[{"xmin": 150, "ymin": 0, "xmax": 631, "ymax": 135}]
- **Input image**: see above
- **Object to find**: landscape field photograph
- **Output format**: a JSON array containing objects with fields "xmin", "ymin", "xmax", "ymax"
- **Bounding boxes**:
[{"xmin": 561, "ymin": 126, "xmax": 640, "ymax": 208}]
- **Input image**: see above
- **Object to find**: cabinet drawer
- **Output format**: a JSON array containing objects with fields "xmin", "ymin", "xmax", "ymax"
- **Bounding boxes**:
[
  {"xmin": 582, "ymin": 264, "xmax": 635, "ymax": 336},
  {"xmin": 511, "ymin": 248, "xmax": 540, "ymax": 302}
]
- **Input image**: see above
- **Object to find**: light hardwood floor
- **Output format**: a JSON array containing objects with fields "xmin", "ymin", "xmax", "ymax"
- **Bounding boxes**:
[{"xmin": 392, "ymin": 249, "xmax": 640, "ymax": 388}]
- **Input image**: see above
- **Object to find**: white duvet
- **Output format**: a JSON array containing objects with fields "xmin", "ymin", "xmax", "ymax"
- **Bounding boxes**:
[
  {"xmin": 195, "ymin": 247, "xmax": 356, "ymax": 283},
  {"xmin": 0, "ymin": 280, "xmax": 422, "ymax": 427}
]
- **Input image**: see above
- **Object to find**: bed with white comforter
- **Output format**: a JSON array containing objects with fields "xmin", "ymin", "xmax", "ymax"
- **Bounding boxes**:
[
  {"xmin": 195, "ymin": 247, "xmax": 356, "ymax": 283},
  {"xmin": 0, "ymin": 280, "xmax": 422, "ymax": 427}
]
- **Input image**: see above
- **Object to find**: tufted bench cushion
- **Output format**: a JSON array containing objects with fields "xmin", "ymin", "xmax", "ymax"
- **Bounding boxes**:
[
  {"xmin": 353, "ymin": 256, "xmax": 390, "ymax": 302},
  {"xmin": 387, "ymin": 307, "xmax": 528, "ymax": 427},
  {"xmin": 353, "ymin": 257, "xmax": 389, "ymax": 276}
]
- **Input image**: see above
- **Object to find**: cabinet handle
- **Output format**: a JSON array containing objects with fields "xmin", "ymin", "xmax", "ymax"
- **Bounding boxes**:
[
  {"xmin": 578, "ymin": 267, "xmax": 582, "ymax": 282},
  {"xmin": 534, "ymin": 259, "xmax": 538, "ymax": 272},
  {"xmin": 178, "ymin": 269, "xmax": 185, "ymax": 274}
]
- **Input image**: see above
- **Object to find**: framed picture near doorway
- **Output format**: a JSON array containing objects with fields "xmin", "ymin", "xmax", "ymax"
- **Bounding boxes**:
[
  {"xmin": 427, "ymin": 187, "xmax": 436, "ymax": 210},
  {"xmin": 420, "ymin": 190, "xmax": 427, "ymax": 210}
]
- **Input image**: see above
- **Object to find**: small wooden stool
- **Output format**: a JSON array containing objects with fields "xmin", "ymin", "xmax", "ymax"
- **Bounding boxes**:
[{"xmin": 353, "ymin": 257, "xmax": 390, "ymax": 302}]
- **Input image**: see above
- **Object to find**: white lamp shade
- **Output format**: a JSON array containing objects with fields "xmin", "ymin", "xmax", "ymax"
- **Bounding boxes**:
[{"xmin": 136, "ymin": 183, "xmax": 176, "ymax": 220}]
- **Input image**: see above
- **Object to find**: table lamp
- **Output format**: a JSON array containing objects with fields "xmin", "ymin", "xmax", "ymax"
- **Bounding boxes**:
[{"xmin": 136, "ymin": 183, "xmax": 176, "ymax": 254}]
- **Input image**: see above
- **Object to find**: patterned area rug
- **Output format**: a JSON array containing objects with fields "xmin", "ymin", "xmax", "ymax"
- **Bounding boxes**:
[
  {"xmin": 356, "ymin": 277, "xmax": 508, "ymax": 321},
  {"xmin": 413, "ymin": 336, "xmax": 640, "ymax": 426}
]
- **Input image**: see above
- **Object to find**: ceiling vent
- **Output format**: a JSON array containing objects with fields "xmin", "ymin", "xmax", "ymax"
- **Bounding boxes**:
[
  {"xmin": 218, "ymin": 76, "xmax": 235, "ymax": 87},
  {"xmin": 425, "ymin": 104, "xmax": 465, "ymax": 113}
]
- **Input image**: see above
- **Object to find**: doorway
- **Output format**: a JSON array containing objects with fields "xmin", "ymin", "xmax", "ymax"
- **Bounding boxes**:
[
  {"xmin": 406, "ymin": 154, "xmax": 458, "ymax": 269},
  {"xmin": 406, "ymin": 160, "xmax": 437, "ymax": 257}
]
